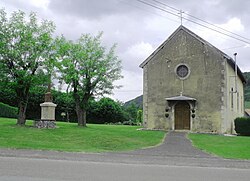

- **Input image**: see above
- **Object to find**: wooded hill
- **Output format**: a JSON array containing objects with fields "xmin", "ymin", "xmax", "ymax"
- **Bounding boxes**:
[
  {"xmin": 124, "ymin": 95, "xmax": 143, "ymax": 109},
  {"xmin": 243, "ymin": 72, "xmax": 250, "ymax": 101}
]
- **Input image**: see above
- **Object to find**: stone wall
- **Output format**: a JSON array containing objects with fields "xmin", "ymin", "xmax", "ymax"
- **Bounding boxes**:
[{"xmin": 34, "ymin": 120, "xmax": 56, "ymax": 129}]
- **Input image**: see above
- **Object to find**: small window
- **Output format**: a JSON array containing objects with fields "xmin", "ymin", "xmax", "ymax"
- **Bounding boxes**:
[{"xmin": 176, "ymin": 64, "xmax": 190, "ymax": 79}]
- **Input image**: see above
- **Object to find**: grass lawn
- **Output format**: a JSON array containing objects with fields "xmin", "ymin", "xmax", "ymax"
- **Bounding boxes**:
[
  {"xmin": 0, "ymin": 117, "xmax": 165, "ymax": 152},
  {"xmin": 188, "ymin": 133, "xmax": 250, "ymax": 159}
]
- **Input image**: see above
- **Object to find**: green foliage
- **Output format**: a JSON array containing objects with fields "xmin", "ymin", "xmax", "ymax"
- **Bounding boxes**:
[
  {"xmin": 0, "ymin": 81, "xmax": 76, "ymax": 121},
  {"xmin": 25, "ymin": 88, "xmax": 78, "ymax": 122},
  {"xmin": 0, "ymin": 9, "xmax": 56, "ymax": 125},
  {"xmin": 0, "ymin": 82, "xmax": 129, "ymax": 124},
  {"xmin": 189, "ymin": 133, "xmax": 250, "ymax": 159},
  {"xmin": 234, "ymin": 117, "xmax": 250, "ymax": 136},
  {"xmin": 25, "ymin": 86, "xmax": 46, "ymax": 119},
  {"xmin": 0, "ymin": 102, "xmax": 18, "ymax": 118},
  {"xmin": 88, "ymin": 97, "xmax": 127, "ymax": 124},
  {"xmin": 55, "ymin": 32, "xmax": 122, "ymax": 126},
  {"xmin": 56, "ymin": 32, "xmax": 122, "ymax": 100},
  {"xmin": 245, "ymin": 101, "xmax": 250, "ymax": 109},
  {"xmin": 124, "ymin": 95, "xmax": 143, "ymax": 109},
  {"xmin": 0, "ymin": 82, "xmax": 17, "ymax": 107},
  {"xmin": 52, "ymin": 91, "xmax": 74, "ymax": 121},
  {"xmin": 0, "ymin": 118, "xmax": 165, "ymax": 152},
  {"xmin": 136, "ymin": 109, "xmax": 143, "ymax": 123},
  {"xmin": 124, "ymin": 103, "xmax": 139, "ymax": 122},
  {"xmin": 243, "ymin": 72, "xmax": 250, "ymax": 101},
  {"xmin": 0, "ymin": 9, "xmax": 55, "ymax": 83},
  {"xmin": 245, "ymin": 92, "xmax": 250, "ymax": 102}
]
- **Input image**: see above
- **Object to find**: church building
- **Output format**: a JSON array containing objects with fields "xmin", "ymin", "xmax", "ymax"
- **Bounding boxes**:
[{"xmin": 139, "ymin": 25, "xmax": 246, "ymax": 134}]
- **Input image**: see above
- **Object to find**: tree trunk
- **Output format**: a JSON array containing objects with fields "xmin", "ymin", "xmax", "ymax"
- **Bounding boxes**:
[
  {"xmin": 75, "ymin": 102, "xmax": 87, "ymax": 127},
  {"xmin": 17, "ymin": 101, "xmax": 27, "ymax": 125},
  {"xmin": 66, "ymin": 110, "xmax": 70, "ymax": 122},
  {"xmin": 16, "ymin": 85, "xmax": 30, "ymax": 126},
  {"xmin": 73, "ymin": 85, "xmax": 88, "ymax": 127}
]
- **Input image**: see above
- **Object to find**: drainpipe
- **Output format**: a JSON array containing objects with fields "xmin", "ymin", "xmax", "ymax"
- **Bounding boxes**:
[
  {"xmin": 234, "ymin": 53, "xmax": 238, "ymax": 93},
  {"xmin": 232, "ymin": 53, "xmax": 237, "ymax": 135}
]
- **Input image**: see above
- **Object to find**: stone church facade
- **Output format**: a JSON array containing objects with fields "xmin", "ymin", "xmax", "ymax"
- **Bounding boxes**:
[{"xmin": 140, "ymin": 25, "xmax": 246, "ymax": 134}]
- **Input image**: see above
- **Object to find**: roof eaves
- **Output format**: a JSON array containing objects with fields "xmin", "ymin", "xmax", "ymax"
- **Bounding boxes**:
[
  {"xmin": 139, "ymin": 25, "xmax": 185, "ymax": 68},
  {"xmin": 223, "ymin": 55, "xmax": 246, "ymax": 83}
]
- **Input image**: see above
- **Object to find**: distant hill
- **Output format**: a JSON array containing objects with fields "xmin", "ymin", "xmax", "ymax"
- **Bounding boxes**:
[
  {"xmin": 125, "ymin": 72, "xmax": 250, "ymax": 109},
  {"xmin": 243, "ymin": 72, "xmax": 250, "ymax": 101},
  {"xmin": 124, "ymin": 95, "xmax": 143, "ymax": 108}
]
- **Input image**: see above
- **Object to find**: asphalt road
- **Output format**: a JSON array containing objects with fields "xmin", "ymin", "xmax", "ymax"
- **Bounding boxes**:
[
  {"xmin": 1, "ymin": 132, "xmax": 250, "ymax": 180},
  {"xmin": 0, "ymin": 156, "xmax": 250, "ymax": 181}
]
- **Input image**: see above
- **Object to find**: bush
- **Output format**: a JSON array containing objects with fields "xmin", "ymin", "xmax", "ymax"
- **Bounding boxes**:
[
  {"xmin": 234, "ymin": 117, "xmax": 250, "ymax": 136},
  {"xmin": 0, "ymin": 102, "xmax": 18, "ymax": 118},
  {"xmin": 87, "ymin": 98, "xmax": 127, "ymax": 124},
  {"xmin": 136, "ymin": 109, "xmax": 143, "ymax": 123}
]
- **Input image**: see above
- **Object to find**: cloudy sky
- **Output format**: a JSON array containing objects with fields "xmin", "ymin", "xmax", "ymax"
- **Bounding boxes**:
[{"xmin": 1, "ymin": 0, "xmax": 250, "ymax": 102}]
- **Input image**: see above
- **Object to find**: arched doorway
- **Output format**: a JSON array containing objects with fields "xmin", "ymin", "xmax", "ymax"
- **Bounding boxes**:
[{"xmin": 174, "ymin": 101, "xmax": 190, "ymax": 130}]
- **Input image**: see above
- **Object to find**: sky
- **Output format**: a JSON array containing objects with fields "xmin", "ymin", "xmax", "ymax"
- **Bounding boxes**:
[{"xmin": 1, "ymin": 0, "xmax": 250, "ymax": 102}]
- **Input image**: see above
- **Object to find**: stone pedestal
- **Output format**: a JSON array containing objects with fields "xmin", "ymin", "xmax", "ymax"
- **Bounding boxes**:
[
  {"xmin": 40, "ymin": 102, "xmax": 57, "ymax": 121},
  {"xmin": 34, "ymin": 102, "xmax": 57, "ymax": 128},
  {"xmin": 34, "ymin": 119, "xmax": 56, "ymax": 129}
]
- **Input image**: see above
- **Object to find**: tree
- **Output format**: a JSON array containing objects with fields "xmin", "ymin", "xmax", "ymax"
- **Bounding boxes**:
[
  {"xmin": 124, "ymin": 103, "xmax": 138, "ymax": 122},
  {"xmin": 243, "ymin": 72, "xmax": 250, "ymax": 101},
  {"xmin": 0, "ymin": 81, "xmax": 17, "ymax": 107},
  {"xmin": 136, "ymin": 109, "xmax": 143, "ymax": 124},
  {"xmin": 0, "ymin": 9, "xmax": 56, "ymax": 125},
  {"xmin": 88, "ymin": 97, "xmax": 127, "ymax": 124},
  {"xmin": 52, "ymin": 90, "xmax": 76, "ymax": 122},
  {"xmin": 56, "ymin": 33, "xmax": 122, "ymax": 126}
]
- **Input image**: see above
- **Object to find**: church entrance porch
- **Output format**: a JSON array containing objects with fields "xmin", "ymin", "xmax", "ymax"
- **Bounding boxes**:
[
  {"xmin": 165, "ymin": 94, "xmax": 196, "ymax": 131},
  {"xmin": 174, "ymin": 101, "xmax": 190, "ymax": 130}
]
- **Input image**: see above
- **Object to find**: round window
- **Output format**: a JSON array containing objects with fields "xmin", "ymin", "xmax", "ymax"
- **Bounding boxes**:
[{"xmin": 176, "ymin": 64, "xmax": 189, "ymax": 79}]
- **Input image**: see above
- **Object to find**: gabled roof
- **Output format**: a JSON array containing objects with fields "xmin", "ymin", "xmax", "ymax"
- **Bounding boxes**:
[{"xmin": 139, "ymin": 25, "xmax": 246, "ymax": 83}]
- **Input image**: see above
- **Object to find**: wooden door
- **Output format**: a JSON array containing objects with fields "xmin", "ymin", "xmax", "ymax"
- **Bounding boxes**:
[{"xmin": 174, "ymin": 101, "xmax": 190, "ymax": 130}]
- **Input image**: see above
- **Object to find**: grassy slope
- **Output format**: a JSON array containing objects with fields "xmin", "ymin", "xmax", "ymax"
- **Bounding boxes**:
[
  {"xmin": 0, "ymin": 118, "xmax": 165, "ymax": 152},
  {"xmin": 189, "ymin": 133, "xmax": 250, "ymax": 159}
]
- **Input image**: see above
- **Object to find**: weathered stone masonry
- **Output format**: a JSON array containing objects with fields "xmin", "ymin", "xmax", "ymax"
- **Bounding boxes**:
[{"xmin": 140, "ymin": 25, "xmax": 245, "ymax": 134}]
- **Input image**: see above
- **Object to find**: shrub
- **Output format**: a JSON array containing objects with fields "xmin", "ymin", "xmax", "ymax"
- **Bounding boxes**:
[
  {"xmin": 234, "ymin": 117, "xmax": 250, "ymax": 136},
  {"xmin": 87, "ymin": 98, "xmax": 127, "ymax": 124},
  {"xmin": 0, "ymin": 102, "xmax": 18, "ymax": 118},
  {"xmin": 136, "ymin": 109, "xmax": 143, "ymax": 123}
]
